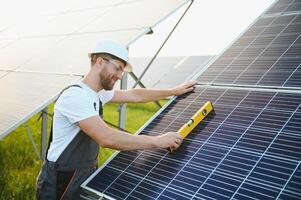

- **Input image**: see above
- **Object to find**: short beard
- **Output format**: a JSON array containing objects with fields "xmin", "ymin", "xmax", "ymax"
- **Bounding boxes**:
[
  {"xmin": 99, "ymin": 71, "xmax": 113, "ymax": 90},
  {"xmin": 101, "ymin": 79, "xmax": 113, "ymax": 90}
]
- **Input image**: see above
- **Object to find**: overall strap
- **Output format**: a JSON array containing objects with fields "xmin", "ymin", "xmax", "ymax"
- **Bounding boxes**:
[
  {"xmin": 45, "ymin": 85, "xmax": 82, "ymax": 159},
  {"xmin": 54, "ymin": 97, "xmax": 103, "ymax": 169}
]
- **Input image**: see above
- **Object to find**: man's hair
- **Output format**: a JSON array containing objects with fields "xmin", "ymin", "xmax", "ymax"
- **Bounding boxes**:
[{"xmin": 90, "ymin": 53, "xmax": 126, "ymax": 66}]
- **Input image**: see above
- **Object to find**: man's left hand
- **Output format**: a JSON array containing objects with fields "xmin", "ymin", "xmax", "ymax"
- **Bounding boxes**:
[{"xmin": 172, "ymin": 80, "xmax": 197, "ymax": 96}]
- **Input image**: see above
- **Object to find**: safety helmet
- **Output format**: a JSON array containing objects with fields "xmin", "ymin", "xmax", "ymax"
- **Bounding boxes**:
[{"xmin": 88, "ymin": 40, "xmax": 132, "ymax": 72}]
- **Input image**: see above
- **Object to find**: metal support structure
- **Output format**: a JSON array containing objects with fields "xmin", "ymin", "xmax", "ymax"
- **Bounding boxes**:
[
  {"xmin": 24, "ymin": 124, "xmax": 40, "ymax": 159},
  {"xmin": 41, "ymin": 107, "xmax": 48, "ymax": 160},
  {"xmin": 119, "ymin": 73, "xmax": 128, "ymax": 129},
  {"xmin": 129, "ymin": 72, "xmax": 147, "ymax": 88},
  {"xmin": 132, "ymin": 0, "xmax": 194, "ymax": 90},
  {"xmin": 129, "ymin": 72, "xmax": 162, "ymax": 108},
  {"xmin": 117, "ymin": 1, "xmax": 193, "ymax": 130}
]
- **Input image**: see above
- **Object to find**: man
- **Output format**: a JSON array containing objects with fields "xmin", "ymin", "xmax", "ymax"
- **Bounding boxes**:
[{"xmin": 36, "ymin": 40, "xmax": 196, "ymax": 199}]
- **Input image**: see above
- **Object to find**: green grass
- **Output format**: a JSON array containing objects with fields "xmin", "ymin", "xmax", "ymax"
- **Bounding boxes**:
[{"xmin": 0, "ymin": 100, "xmax": 166, "ymax": 199}]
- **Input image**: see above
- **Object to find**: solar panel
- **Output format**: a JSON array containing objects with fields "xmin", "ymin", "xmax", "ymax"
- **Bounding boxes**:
[
  {"xmin": 196, "ymin": 13, "xmax": 301, "ymax": 87},
  {"xmin": 0, "ymin": 71, "xmax": 79, "ymax": 139},
  {"xmin": 265, "ymin": 0, "xmax": 301, "ymax": 15},
  {"xmin": 82, "ymin": 87, "xmax": 301, "ymax": 199},
  {"xmin": 158, "ymin": 56, "xmax": 212, "ymax": 88},
  {"xmin": 130, "ymin": 56, "xmax": 184, "ymax": 88},
  {"xmin": 16, "ymin": 30, "xmax": 144, "ymax": 74},
  {"xmin": 0, "ymin": 0, "xmax": 192, "ymax": 139},
  {"xmin": 0, "ymin": 70, "xmax": 8, "ymax": 78},
  {"xmin": 0, "ymin": 72, "xmax": 79, "ymax": 139},
  {"xmin": 81, "ymin": 0, "xmax": 301, "ymax": 199},
  {"xmin": 128, "ymin": 56, "xmax": 212, "ymax": 89},
  {"xmin": 0, "ymin": 0, "xmax": 190, "ymax": 73}
]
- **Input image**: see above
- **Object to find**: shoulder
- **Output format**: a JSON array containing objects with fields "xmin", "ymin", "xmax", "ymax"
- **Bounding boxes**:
[
  {"xmin": 60, "ymin": 85, "xmax": 84, "ymax": 99},
  {"xmin": 61, "ymin": 85, "xmax": 85, "ymax": 97},
  {"xmin": 55, "ymin": 85, "xmax": 98, "ymax": 123},
  {"xmin": 56, "ymin": 85, "xmax": 93, "ymax": 109}
]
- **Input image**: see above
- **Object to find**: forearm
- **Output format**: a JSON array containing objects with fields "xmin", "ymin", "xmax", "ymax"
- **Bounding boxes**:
[
  {"xmin": 111, "ymin": 81, "xmax": 196, "ymax": 103},
  {"xmin": 79, "ymin": 116, "xmax": 182, "ymax": 151},
  {"xmin": 103, "ymin": 129, "xmax": 182, "ymax": 151},
  {"xmin": 80, "ymin": 117, "xmax": 157, "ymax": 150},
  {"xmin": 128, "ymin": 88, "xmax": 175, "ymax": 102},
  {"xmin": 133, "ymin": 80, "xmax": 197, "ymax": 102},
  {"xmin": 104, "ymin": 129, "xmax": 158, "ymax": 151}
]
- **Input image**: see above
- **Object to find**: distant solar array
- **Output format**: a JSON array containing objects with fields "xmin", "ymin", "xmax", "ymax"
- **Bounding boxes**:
[
  {"xmin": 81, "ymin": 0, "xmax": 301, "ymax": 199},
  {"xmin": 129, "ymin": 56, "xmax": 212, "ymax": 89},
  {"xmin": 0, "ymin": 0, "xmax": 192, "ymax": 139}
]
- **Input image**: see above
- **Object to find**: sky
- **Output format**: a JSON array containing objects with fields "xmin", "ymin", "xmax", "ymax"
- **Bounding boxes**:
[{"xmin": 130, "ymin": 0, "xmax": 275, "ymax": 57}]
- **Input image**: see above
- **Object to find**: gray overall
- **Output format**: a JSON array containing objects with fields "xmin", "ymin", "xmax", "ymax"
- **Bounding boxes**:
[{"xmin": 36, "ymin": 85, "xmax": 102, "ymax": 200}]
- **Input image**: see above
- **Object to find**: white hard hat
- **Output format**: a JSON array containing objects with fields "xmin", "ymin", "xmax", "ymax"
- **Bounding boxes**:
[{"xmin": 88, "ymin": 40, "xmax": 132, "ymax": 72}]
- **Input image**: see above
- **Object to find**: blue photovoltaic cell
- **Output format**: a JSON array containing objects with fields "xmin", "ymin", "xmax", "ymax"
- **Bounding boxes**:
[
  {"xmin": 278, "ymin": 164, "xmax": 301, "ymax": 200},
  {"xmin": 82, "ymin": 87, "xmax": 301, "ymax": 199}
]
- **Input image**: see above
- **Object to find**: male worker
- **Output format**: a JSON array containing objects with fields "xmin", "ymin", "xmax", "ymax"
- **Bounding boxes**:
[{"xmin": 36, "ymin": 39, "xmax": 196, "ymax": 199}]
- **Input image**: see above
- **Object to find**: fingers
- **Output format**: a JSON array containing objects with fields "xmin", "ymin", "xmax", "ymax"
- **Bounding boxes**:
[
  {"xmin": 186, "ymin": 85, "xmax": 195, "ymax": 92},
  {"xmin": 169, "ymin": 141, "xmax": 181, "ymax": 151},
  {"xmin": 169, "ymin": 133, "xmax": 183, "ymax": 151},
  {"xmin": 158, "ymin": 132, "xmax": 184, "ymax": 151},
  {"xmin": 183, "ymin": 80, "xmax": 197, "ymax": 88},
  {"xmin": 176, "ymin": 80, "xmax": 197, "ymax": 96}
]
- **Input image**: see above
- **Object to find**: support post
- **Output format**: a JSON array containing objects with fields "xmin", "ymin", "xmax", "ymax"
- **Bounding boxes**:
[
  {"xmin": 132, "ymin": 0, "xmax": 194, "ymax": 89},
  {"xmin": 119, "ymin": 73, "xmax": 128, "ymax": 129},
  {"xmin": 41, "ymin": 107, "xmax": 48, "ymax": 160},
  {"xmin": 25, "ymin": 124, "xmax": 40, "ymax": 159}
]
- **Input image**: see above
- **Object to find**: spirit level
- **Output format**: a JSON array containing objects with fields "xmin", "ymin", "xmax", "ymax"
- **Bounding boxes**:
[{"xmin": 170, "ymin": 101, "xmax": 214, "ymax": 152}]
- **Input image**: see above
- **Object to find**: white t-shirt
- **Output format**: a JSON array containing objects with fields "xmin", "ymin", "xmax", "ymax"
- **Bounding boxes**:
[{"xmin": 47, "ymin": 81, "xmax": 114, "ymax": 162}]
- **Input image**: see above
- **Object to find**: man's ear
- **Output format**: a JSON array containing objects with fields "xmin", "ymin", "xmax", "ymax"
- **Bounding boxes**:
[
  {"xmin": 96, "ymin": 57, "xmax": 105, "ymax": 70},
  {"xmin": 96, "ymin": 56, "xmax": 103, "ymax": 64}
]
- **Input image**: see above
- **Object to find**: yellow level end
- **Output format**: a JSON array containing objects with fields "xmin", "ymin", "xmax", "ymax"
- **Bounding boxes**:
[{"xmin": 178, "ymin": 101, "xmax": 214, "ymax": 138}]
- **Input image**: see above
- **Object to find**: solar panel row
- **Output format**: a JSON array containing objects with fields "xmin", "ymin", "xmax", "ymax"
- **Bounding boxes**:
[{"xmin": 81, "ymin": 1, "xmax": 301, "ymax": 199}]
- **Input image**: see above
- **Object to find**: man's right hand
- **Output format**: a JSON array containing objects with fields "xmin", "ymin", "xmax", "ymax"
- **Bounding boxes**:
[{"xmin": 155, "ymin": 132, "xmax": 183, "ymax": 151}]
